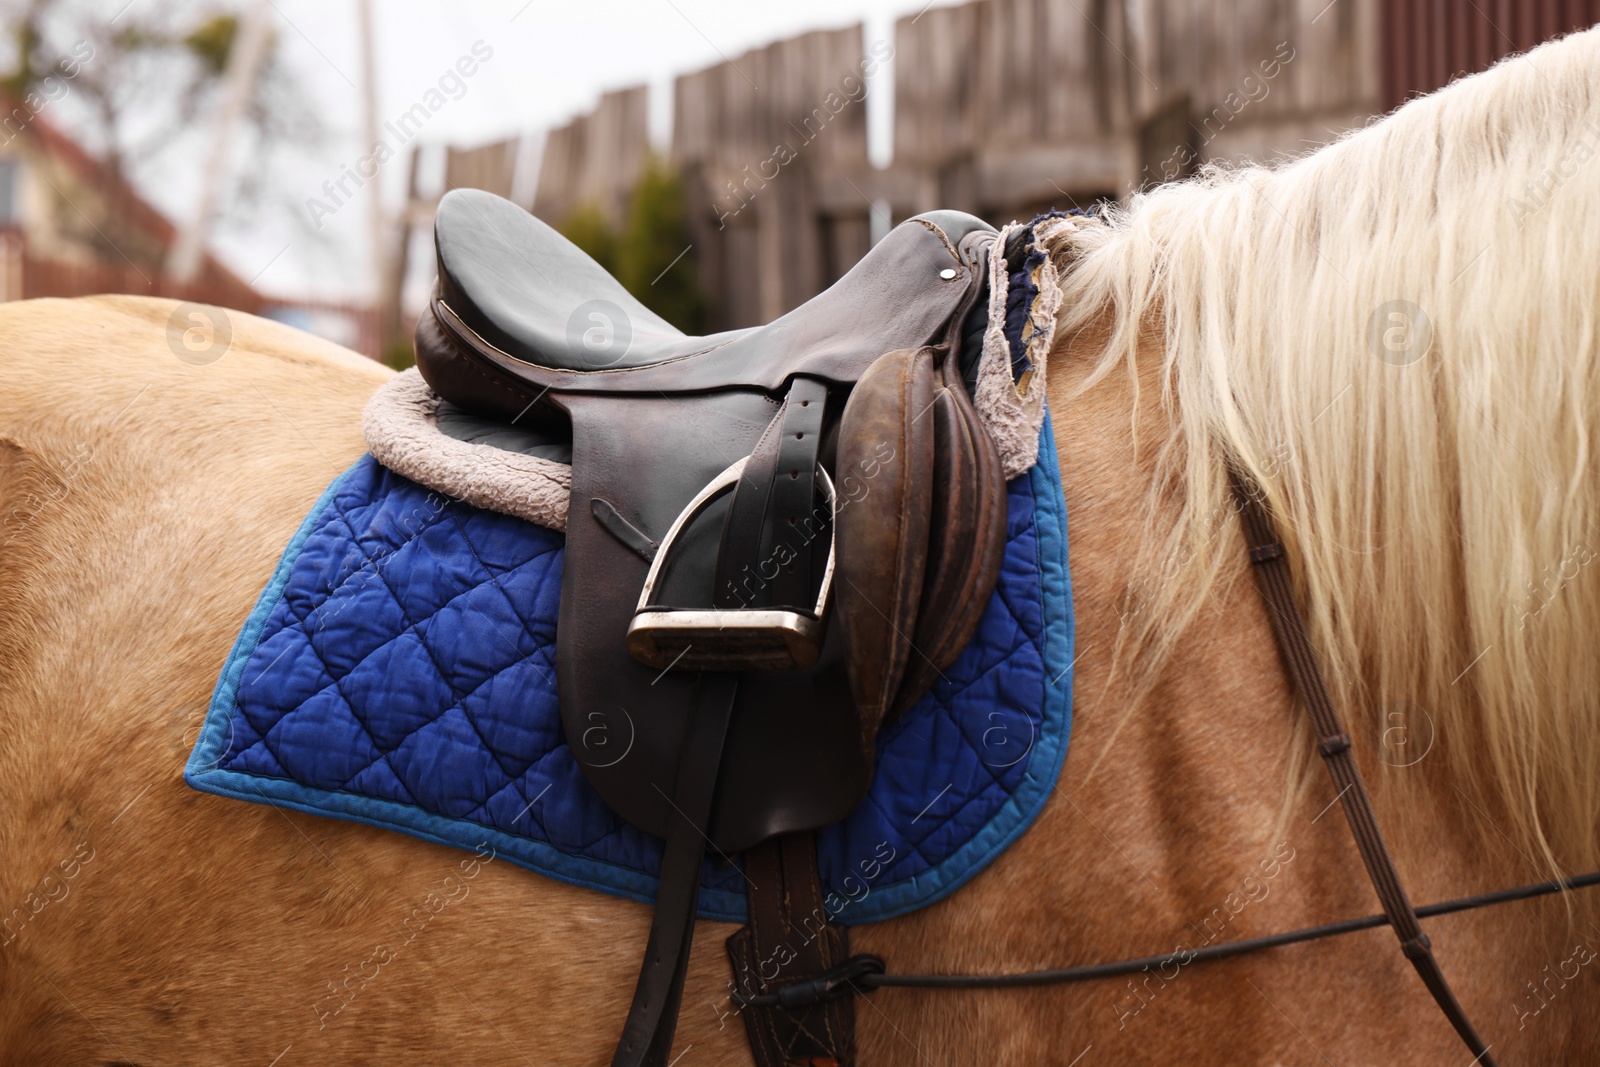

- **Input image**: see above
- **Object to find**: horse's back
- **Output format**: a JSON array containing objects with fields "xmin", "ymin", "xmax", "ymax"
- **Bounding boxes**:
[{"xmin": 0, "ymin": 295, "xmax": 386, "ymax": 697}]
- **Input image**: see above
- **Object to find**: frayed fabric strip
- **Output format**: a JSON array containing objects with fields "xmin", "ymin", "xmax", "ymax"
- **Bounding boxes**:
[{"xmin": 973, "ymin": 214, "xmax": 1088, "ymax": 479}]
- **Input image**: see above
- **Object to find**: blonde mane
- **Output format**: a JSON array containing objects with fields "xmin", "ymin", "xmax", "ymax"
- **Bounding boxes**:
[{"xmin": 1054, "ymin": 26, "xmax": 1600, "ymax": 875}]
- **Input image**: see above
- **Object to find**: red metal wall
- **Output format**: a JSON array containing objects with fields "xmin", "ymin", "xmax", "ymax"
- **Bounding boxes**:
[{"xmin": 1380, "ymin": 0, "xmax": 1600, "ymax": 111}]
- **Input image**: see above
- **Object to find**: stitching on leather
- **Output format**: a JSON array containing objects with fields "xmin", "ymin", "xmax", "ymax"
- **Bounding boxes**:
[
  {"xmin": 814, "ymin": 928, "xmax": 846, "ymax": 1059},
  {"xmin": 745, "ymin": 859, "xmax": 789, "ymax": 1061},
  {"xmin": 909, "ymin": 216, "xmax": 962, "ymax": 262},
  {"xmin": 457, "ymin": 346, "xmax": 542, "ymax": 405},
  {"xmin": 429, "ymin": 306, "xmax": 531, "ymax": 402},
  {"xmin": 438, "ymin": 298, "xmax": 743, "ymax": 377}
]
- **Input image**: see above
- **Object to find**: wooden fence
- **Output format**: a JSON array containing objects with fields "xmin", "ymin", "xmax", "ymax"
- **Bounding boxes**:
[
  {"xmin": 533, "ymin": 85, "xmax": 650, "ymax": 227},
  {"xmin": 517, "ymin": 0, "xmax": 1594, "ymax": 334},
  {"xmin": 673, "ymin": 25, "xmax": 874, "ymax": 329},
  {"xmin": 891, "ymin": 0, "xmax": 1378, "ymax": 217},
  {"xmin": 666, "ymin": 0, "xmax": 1380, "ymax": 329}
]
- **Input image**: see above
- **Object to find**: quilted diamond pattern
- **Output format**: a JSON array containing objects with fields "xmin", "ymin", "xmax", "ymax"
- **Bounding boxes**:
[{"xmin": 191, "ymin": 434, "xmax": 1072, "ymax": 924}]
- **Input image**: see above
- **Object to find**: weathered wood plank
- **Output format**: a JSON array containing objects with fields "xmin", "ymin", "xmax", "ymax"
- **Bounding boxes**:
[{"xmin": 531, "ymin": 84, "xmax": 648, "ymax": 227}]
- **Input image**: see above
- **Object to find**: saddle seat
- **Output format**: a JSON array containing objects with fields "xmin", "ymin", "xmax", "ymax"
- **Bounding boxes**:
[{"xmin": 431, "ymin": 189, "xmax": 735, "ymax": 373}]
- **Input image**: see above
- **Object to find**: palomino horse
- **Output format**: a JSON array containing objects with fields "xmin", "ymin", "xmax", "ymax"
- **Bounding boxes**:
[{"xmin": 3, "ymin": 27, "xmax": 1599, "ymax": 1065}]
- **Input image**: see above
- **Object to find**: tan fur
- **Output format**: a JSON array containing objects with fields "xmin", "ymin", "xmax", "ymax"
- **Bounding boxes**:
[{"xmin": 3, "ymin": 59, "xmax": 1600, "ymax": 1058}]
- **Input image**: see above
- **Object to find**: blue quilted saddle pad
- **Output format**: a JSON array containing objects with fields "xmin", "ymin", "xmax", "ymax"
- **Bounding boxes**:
[{"xmin": 187, "ymin": 419, "xmax": 1073, "ymax": 924}]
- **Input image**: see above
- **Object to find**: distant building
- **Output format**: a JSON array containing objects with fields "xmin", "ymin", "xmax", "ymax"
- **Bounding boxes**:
[
  {"xmin": 0, "ymin": 99, "xmax": 380, "ymax": 357},
  {"xmin": 0, "ymin": 97, "xmax": 261, "ymax": 309}
]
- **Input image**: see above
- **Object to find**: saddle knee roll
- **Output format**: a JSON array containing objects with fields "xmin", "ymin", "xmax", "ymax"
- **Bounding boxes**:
[{"xmin": 835, "ymin": 346, "xmax": 1007, "ymax": 749}]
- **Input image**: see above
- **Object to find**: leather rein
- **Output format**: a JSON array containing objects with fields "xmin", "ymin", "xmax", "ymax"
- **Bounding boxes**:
[{"xmin": 738, "ymin": 476, "xmax": 1600, "ymax": 1067}]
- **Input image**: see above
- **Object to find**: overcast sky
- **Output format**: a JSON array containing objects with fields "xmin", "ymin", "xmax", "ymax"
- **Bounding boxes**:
[{"xmin": 150, "ymin": 0, "xmax": 962, "ymax": 302}]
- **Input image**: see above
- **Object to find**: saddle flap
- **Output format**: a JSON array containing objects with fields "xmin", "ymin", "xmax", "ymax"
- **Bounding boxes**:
[{"xmin": 555, "ymin": 392, "xmax": 872, "ymax": 854}]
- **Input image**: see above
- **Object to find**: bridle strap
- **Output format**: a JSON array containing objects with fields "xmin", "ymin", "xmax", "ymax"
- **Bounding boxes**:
[
  {"xmin": 742, "ymin": 872, "xmax": 1600, "ymax": 1003},
  {"xmin": 1230, "ymin": 474, "xmax": 1496, "ymax": 1066}
]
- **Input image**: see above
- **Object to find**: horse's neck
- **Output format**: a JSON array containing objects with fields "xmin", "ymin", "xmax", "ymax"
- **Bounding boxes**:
[
  {"xmin": 1064, "ymin": 321, "xmax": 1531, "ymax": 875},
  {"xmin": 855, "ymin": 318, "xmax": 1563, "ymax": 1065}
]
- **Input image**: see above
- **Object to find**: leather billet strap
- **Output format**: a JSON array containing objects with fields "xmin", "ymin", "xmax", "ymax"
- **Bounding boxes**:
[
  {"xmin": 727, "ymin": 833, "xmax": 857, "ymax": 1067},
  {"xmin": 610, "ymin": 672, "xmax": 739, "ymax": 1067},
  {"xmin": 1229, "ymin": 473, "xmax": 1497, "ymax": 1067},
  {"xmin": 714, "ymin": 379, "xmax": 830, "ymax": 612}
]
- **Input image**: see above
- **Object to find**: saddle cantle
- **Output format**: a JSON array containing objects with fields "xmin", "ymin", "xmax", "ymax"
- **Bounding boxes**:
[{"xmin": 414, "ymin": 189, "xmax": 1009, "ymax": 1067}]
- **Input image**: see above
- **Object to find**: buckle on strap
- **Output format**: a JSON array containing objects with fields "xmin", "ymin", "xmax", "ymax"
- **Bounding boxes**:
[
  {"xmin": 626, "ymin": 455, "xmax": 837, "ymax": 672},
  {"xmin": 1249, "ymin": 542, "xmax": 1285, "ymax": 564},
  {"xmin": 1317, "ymin": 732, "xmax": 1352, "ymax": 758},
  {"xmin": 1400, "ymin": 933, "xmax": 1434, "ymax": 961}
]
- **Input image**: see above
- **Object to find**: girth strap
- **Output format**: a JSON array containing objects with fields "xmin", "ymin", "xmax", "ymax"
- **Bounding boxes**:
[
  {"xmin": 727, "ymin": 833, "xmax": 857, "ymax": 1067},
  {"xmin": 1231, "ymin": 475, "xmax": 1497, "ymax": 1066}
]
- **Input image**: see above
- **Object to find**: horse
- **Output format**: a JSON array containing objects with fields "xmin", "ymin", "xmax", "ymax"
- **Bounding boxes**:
[{"xmin": 3, "ymin": 25, "xmax": 1599, "ymax": 1065}]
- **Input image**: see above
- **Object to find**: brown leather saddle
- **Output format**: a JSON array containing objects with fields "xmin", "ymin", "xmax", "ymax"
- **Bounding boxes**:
[{"xmin": 414, "ymin": 189, "xmax": 1008, "ymax": 1067}]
